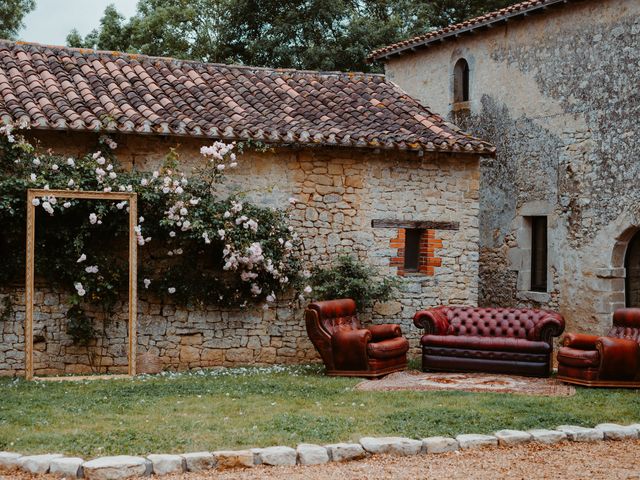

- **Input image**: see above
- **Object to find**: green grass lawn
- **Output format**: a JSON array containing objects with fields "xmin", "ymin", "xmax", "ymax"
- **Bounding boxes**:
[{"xmin": 0, "ymin": 364, "xmax": 638, "ymax": 457}]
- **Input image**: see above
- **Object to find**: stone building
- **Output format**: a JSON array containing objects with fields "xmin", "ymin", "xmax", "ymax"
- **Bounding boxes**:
[
  {"xmin": 370, "ymin": 0, "xmax": 640, "ymax": 334},
  {"xmin": 0, "ymin": 40, "xmax": 493, "ymax": 375}
]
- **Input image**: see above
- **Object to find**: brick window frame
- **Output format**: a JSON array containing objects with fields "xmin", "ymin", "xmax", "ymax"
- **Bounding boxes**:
[{"xmin": 390, "ymin": 228, "xmax": 442, "ymax": 276}]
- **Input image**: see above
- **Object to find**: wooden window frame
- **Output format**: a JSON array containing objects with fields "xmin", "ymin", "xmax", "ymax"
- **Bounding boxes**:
[
  {"xmin": 530, "ymin": 216, "xmax": 548, "ymax": 293},
  {"xmin": 25, "ymin": 189, "xmax": 138, "ymax": 380}
]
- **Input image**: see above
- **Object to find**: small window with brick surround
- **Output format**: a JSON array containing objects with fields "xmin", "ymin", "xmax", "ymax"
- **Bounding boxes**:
[{"xmin": 389, "ymin": 228, "xmax": 442, "ymax": 276}]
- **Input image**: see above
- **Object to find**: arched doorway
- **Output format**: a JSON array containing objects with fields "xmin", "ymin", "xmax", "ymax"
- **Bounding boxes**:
[{"xmin": 625, "ymin": 231, "xmax": 640, "ymax": 307}]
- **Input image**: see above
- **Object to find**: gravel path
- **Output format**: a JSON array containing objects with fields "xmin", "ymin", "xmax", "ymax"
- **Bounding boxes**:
[{"xmin": 7, "ymin": 439, "xmax": 640, "ymax": 480}]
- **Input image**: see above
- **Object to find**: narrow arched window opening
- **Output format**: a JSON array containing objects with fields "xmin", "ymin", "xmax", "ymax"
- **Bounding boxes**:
[{"xmin": 453, "ymin": 58, "xmax": 470, "ymax": 103}]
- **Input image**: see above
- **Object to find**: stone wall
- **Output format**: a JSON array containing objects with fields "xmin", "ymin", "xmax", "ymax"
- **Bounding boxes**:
[
  {"xmin": 384, "ymin": 0, "xmax": 640, "ymax": 333},
  {"xmin": 0, "ymin": 131, "xmax": 481, "ymax": 375}
]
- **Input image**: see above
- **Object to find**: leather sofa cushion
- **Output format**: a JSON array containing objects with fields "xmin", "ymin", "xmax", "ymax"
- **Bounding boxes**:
[
  {"xmin": 421, "ymin": 334, "xmax": 551, "ymax": 353},
  {"xmin": 367, "ymin": 336, "xmax": 409, "ymax": 360},
  {"xmin": 424, "ymin": 347, "xmax": 548, "ymax": 363},
  {"xmin": 557, "ymin": 346, "xmax": 600, "ymax": 368}
]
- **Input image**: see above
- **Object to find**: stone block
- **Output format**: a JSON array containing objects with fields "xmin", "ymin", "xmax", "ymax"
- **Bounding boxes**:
[
  {"xmin": 527, "ymin": 429, "xmax": 567, "ymax": 444},
  {"xmin": 373, "ymin": 301, "xmax": 403, "ymax": 316},
  {"xmin": 212, "ymin": 450, "xmax": 254, "ymax": 469},
  {"xmin": 556, "ymin": 425, "xmax": 604, "ymax": 442},
  {"xmin": 0, "ymin": 452, "xmax": 22, "ymax": 471},
  {"xmin": 421, "ymin": 436, "xmax": 459, "ymax": 454},
  {"xmin": 82, "ymin": 456, "xmax": 149, "ymax": 480},
  {"xmin": 455, "ymin": 434, "xmax": 498, "ymax": 450},
  {"xmin": 256, "ymin": 446, "xmax": 297, "ymax": 466},
  {"xmin": 494, "ymin": 429, "xmax": 532, "ymax": 446},
  {"xmin": 296, "ymin": 444, "xmax": 329, "ymax": 465},
  {"xmin": 324, "ymin": 443, "xmax": 366, "ymax": 462},
  {"xmin": 147, "ymin": 454, "xmax": 184, "ymax": 475},
  {"xmin": 628, "ymin": 424, "xmax": 640, "ymax": 435},
  {"xmin": 49, "ymin": 457, "xmax": 84, "ymax": 478},
  {"xmin": 359, "ymin": 437, "xmax": 422, "ymax": 456},
  {"xmin": 594, "ymin": 423, "xmax": 639, "ymax": 440},
  {"xmin": 181, "ymin": 452, "xmax": 215, "ymax": 472},
  {"xmin": 18, "ymin": 454, "xmax": 64, "ymax": 474}
]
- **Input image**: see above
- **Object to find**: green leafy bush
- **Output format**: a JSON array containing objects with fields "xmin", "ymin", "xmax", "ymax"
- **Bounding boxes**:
[{"xmin": 309, "ymin": 255, "xmax": 399, "ymax": 309}]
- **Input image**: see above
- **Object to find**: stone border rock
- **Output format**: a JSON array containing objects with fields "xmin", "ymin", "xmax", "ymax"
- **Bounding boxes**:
[{"xmin": 1, "ymin": 423, "xmax": 638, "ymax": 479}]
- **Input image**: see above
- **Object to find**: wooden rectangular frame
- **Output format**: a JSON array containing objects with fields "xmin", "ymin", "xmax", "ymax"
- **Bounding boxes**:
[{"xmin": 25, "ymin": 189, "xmax": 138, "ymax": 380}]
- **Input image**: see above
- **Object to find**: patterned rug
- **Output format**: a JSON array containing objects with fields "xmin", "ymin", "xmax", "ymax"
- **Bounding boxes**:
[{"xmin": 356, "ymin": 370, "xmax": 576, "ymax": 397}]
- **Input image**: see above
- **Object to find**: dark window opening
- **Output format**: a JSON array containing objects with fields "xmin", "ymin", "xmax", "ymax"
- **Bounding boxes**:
[
  {"xmin": 625, "ymin": 230, "xmax": 640, "ymax": 307},
  {"xmin": 453, "ymin": 58, "xmax": 470, "ymax": 103},
  {"xmin": 404, "ymin": 229, "xmax": 422, "ymax": 271},
  {"xmin": 530, "ymin": 216, "xmax": 548, "ymax": 292}
]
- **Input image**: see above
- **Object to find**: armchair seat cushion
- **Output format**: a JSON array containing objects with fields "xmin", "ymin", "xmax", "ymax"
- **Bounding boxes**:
[
  {"xmin": 557, "ymin": 347, "xmax": 600, "ymax": 368},
  {"xmin": 367, "ymin": 336, "xmax": 409, "ymax": 360},
  {"xmin": 421, "ymin": 334, "xmax": 551, "ymax": 354}
]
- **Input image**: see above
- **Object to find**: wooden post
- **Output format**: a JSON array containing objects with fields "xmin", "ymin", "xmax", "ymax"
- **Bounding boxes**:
[
  {"xmin": 128, "ymin": 195, "xmax": 137, "ymax": 376},
  {"xmin": 25, "ymin": 189, "xmax": 138, "ymax": 380},
  {"xmin": 25, "ymin": 190, "xmax": 35, "ymax": 380}
]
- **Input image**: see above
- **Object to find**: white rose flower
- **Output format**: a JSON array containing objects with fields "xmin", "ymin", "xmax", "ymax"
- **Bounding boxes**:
[
  {"xmin": 140, "ymin": 178, "xmax": 148, "ymax": 186},
  {"xmin": 109, "ymin": 172, "xmax": 117, "ymax": 179},
  {"xmin": 31, "ymin": 198, "xmax": 40, "ymax": 206},
  {"xmin": 168, "ymin": 287, "xmax": 176, "ymax": 294},
  {"xmin": 66, "ymin": 158, "xmax": 75, "ymax": 166},
  {"xmin": 32, "ymin": 158, "xmax": 40, "ymax": 166},
  {"xmin": 143, "ymin": 278, "xmax": 151, "ymax": 289},
  {"xmin": 63, "ymin": 202, "xmax": 71, "ymax": 208},
  {"xmin": 51, "ymin": 164, "xmax": 58, "ymax": 171},
  {"xmin": 68, "ymin": 179, "xmax": 75, "ymax": 187},
  {"xmin": 29, "ymin": 173, "xmax": 36, "ymax": 181},
  {"xmin": 169, "ymin": 231, "xmax": 176, "ymax": 238},
  {"xmin": 304, "ymin": 285, "xmax": 313, "ymax": 294},
  {"xmin": 89, "ymin": 213, "xmax": 97, "ymax": 224},
  {"xmin": 76, "ymin": 254, "xmax": 86, "ymax": 263}
]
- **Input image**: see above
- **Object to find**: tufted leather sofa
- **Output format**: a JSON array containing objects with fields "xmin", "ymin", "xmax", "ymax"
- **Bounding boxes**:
[
  {"xmin": 557, "ymin": 308, "xmax": 640, "ymax": 387},
  {"xmin": 413, "ymin": 306, "xmax": 565, "ymax": 377},
  {"xmin": 305, "ymin": 298, "xmax": 409, "ymax": 377}
]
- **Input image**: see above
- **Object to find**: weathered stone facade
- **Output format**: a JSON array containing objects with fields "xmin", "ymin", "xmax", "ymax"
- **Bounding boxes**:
[
  {"xmin": 383, "ymin": 0, "xmax": 640, "ymax": 333},
  {"xmin": 0, "ymin": 131, "xmax": 481, "ymax": 375}
]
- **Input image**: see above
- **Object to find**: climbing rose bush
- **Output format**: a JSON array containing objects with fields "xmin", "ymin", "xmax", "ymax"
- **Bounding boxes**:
[{"xmin": 0, "ymin": 123, "xmax": 310, "ymax": 314}]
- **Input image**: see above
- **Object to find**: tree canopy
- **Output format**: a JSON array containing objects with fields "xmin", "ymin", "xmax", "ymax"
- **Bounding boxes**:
[
  {"xmin": 0, "ymin": 0, "xmax": 35, "ymax": 40},
  {"xmin": 67, "ymin": 0, "xmax": 518, "ymax": 72}
]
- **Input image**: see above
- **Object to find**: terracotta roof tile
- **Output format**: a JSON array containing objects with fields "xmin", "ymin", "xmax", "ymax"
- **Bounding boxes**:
[
  {"xmin": 368, "ymin": 0, "xmax": 578, "ymax": 62},
  {"xmin": 0, "ymin": 40, "xmax": 494, "ymax": 155}
]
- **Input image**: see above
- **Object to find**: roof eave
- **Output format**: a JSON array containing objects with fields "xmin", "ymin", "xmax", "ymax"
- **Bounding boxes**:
[
  {"xmin": 369, "ymin": 0, "xmax": 574, "ymax": 63},
  {"xmin": 24, "ymin": 124, "xmax": 495, "ymax": 157}
]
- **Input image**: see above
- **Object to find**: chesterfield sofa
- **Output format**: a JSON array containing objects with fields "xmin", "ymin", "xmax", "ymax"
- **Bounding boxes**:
[
  {"xmin": 413, "ymin": 306, "xmax": 565, "ymax": 377},
  {"xmin": 305, "ymin": 298, "xmax": 409, "ymax": 377},
  {"xmin": 557, "ymin": 308, "xmax": 640, "ymax": 387}
]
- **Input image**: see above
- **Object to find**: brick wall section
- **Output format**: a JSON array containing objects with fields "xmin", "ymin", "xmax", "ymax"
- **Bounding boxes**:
[
  {"xmin": 0, "ymin": 131, "xmax": 481, "ymax": 375},
  {"xmin": 389, "ymin": 229, "xmax": 443, "ymax": 276}
]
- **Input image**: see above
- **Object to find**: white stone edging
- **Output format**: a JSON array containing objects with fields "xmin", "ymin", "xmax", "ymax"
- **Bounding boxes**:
[{"xmin": 0, "ymin": 423, "xmax": 638, "ymax": 479}]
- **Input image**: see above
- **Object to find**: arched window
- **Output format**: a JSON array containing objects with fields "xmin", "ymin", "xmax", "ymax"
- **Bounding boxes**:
[
  {"xmin": 625, "ymin": 230, "xmax": 640, "ymax": 307},
  {"xmin": 453, "ymin": 58, "xmax": 470, "ymax": 103}
]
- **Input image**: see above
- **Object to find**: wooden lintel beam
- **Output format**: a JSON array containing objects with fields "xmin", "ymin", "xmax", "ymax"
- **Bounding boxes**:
[{"xmin": 371, "ymin": 219, "xmax": 460, "ymax": 230}]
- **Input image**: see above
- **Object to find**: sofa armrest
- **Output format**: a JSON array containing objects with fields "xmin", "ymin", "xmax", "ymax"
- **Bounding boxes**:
[
  {"xmin": 331, "ymin": 328, "xmax": 372, "ymax": 371},
  {"xmin": 597, "ymin": 336, "xmax": 640, "ymax": 380},
  {"xmin": 532, "ymin": 313, "xmax": 565, "ymax": 343},
  {"xmin": 368, "ymin": 324, "xmax": 402, "ymax": 341},
  {"xmin": 562, "ymin": 333, "xmax": 600, "ymax": 349},
  {"xmin": 413, "ymin": 309, "xmax": 449, "ymax": 335}
]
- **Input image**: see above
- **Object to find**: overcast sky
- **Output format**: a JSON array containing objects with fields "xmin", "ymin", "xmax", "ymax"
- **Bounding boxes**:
[{"xmin": 18, "ymin": 0, "xmax": 138, "ymax": 46}]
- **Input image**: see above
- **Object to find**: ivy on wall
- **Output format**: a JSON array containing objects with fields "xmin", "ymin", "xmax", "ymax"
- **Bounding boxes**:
[{"xmin": 0, "ymin": 123, "xmax": 309, "ymax": 330}]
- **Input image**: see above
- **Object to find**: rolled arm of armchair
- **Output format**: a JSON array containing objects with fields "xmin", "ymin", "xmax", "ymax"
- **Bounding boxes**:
[
  {"xmin": 596, "ymin": 336, "xmax": 640, "ymax": 380},
  {"xmin": 331, "ymin": 328, "xmax": 372, "ymax": 371},
  {"xmin": 413, "ymin": 309, "xmax": 449, "ymax": 335},
  {"xmin": 562, "ymin": 333, "xmax": 600, "ymax": 349},
  {"xmin": 532, "ymin": 313, "xmax": 565, "ymax": 343},
  {"xmin": 368, "ymin": 324, "xmax": 402, "ymax": 341}
]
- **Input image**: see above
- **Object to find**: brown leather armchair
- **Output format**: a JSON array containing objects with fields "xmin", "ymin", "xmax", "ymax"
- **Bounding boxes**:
[
  {"xmin": 305, "ymin": 299, "xmax": 409, "ymax": 377},
  {"xmin": 557, "ymin": 308, "xmax": 640, "ymax": 387}
]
